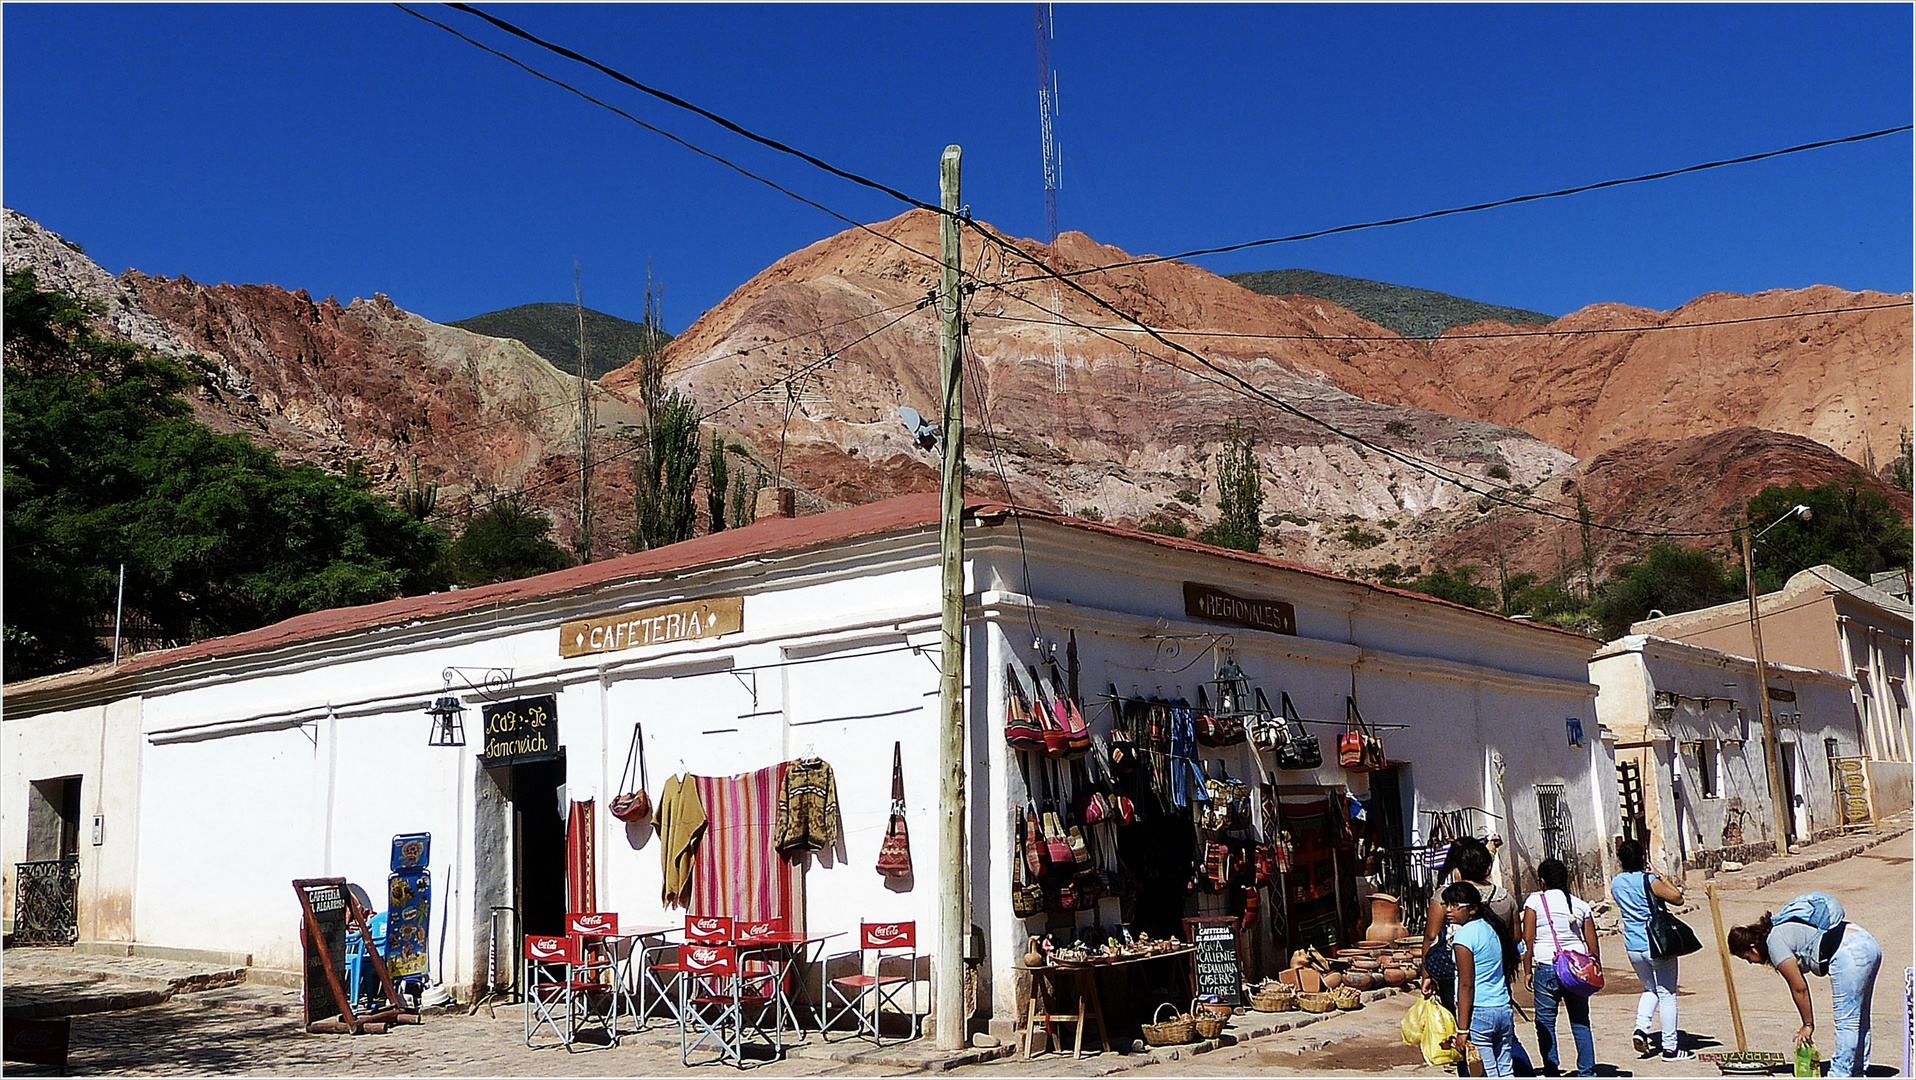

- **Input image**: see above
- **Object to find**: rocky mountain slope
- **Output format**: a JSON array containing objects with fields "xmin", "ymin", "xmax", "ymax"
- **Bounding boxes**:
[
  {"xmin": 449, "ymin": 302, "xmax": 667, "ymax": 379},
  {"xmin": 7, "ymin": 205, "xmax": 1906, "ymax": 586}
]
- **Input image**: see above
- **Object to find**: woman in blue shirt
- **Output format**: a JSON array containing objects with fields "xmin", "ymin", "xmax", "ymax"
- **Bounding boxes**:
[
  {"xmin": 1609, "ymin": 838, "xmax": 1692, "ymax": 1061},
  {"xmin": 1446, "ymin": 881, "xmax": 1520, "ymax": 1076}
]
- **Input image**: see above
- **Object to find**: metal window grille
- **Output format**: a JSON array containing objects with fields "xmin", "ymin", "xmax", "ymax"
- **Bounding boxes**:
[
  {"xmin": 1536, "ymin": 784, "xmax": 1570, "ymax": 865},
  {"xmin": 12, "ymin": 857, "xmax": 80, "ymax": 945}
]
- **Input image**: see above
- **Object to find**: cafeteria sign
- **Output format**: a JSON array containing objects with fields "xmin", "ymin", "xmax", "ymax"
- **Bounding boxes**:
[
  {"xmin": 559, "ymin": 596, "xmax": 743, "ymax": 659},
  {"xmin": 1183, "ymin": 581, "xmax": 1297, "ymax": 636},
  {"xmin": 481, "ymin": 695, "xmax": 559, "ymax": 767}
]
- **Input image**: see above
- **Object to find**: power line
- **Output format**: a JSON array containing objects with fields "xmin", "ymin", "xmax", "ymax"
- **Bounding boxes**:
[
  {"xmin": 443, "ymin": 3, "xmax": 940, "ymax": 215},
  {"xmin": 996, "ymin": 124, "xmax": 1915, "ymax": 285},
  {"xmin": 973, "ymin": 300, "xmax": 1914, "ymax": 342},
  {"xmin": 394, "ymin": 4, "xmax": 944, "ymax": 270},
  {"xmin": 966, "ymin": 222, "xmax": 1750, "ymax": 540}
]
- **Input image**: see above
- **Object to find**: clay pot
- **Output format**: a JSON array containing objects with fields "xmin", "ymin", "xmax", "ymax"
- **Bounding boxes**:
[
  {"xmin": 1024, "ymin": 936, "xmax": 1046, "ymax": 968},
  {"xmin": 1384, "ymin": 967, "xmax": 1411, "ymax": 986},
  {"xmin": 1322, "ymin": 972, "xmax": 1344, "ymax": 990},
  {"xmin": 1364, "ymin": 893, "xmax": 1405, "ymax": 944},
  {"xmin": 1345, "ymin": 972, "xmax": 1375, "ymax": 991}
]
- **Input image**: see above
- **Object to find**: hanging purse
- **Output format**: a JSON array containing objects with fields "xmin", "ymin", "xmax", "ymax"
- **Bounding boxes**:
[
  {"xmin": 608, "ymin": 722, "xmax": 653, "ymax": 824},
  {"xmin": 1248, "ymin": 688, "xmax": 1286, "ymax": 752},
  {"xmin": 875, "ymin": 742, "xmax": 913, "ymax": 879},
  {"xmin": 1042, "ymin": 811, "xmax": 1075, "ymax": 877},
  {"xmin": 1340, "ymin": 698, "xmax": 1376, "ymax": 772},
  {"xmin": 1273, "ymin": 692, "xmax": 1323, "ymax": 770},
  {"xmin": 1013, "ymin": 808, "xmax": 1046, "ymax": 917},
  {"xmin": 1005, "ymin": 667, "xmax": 1045, "ymax": 751},
  {"xmin": 1542, "ymin": 891, "xmax": 1604, "ymax": 995},
  {"xmin": 1108, "ymin": 686, "xmax": 1139, "ymax": 774},
  {"xmin": 1023, "ymin": 800, "xmax": 1050, "ymax": 880}
]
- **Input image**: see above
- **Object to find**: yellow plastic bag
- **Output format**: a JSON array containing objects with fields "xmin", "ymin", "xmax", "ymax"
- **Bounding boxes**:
[{"xmin": 1401, "ymin": 995, "xmax": 1462, "ymax": 1066}]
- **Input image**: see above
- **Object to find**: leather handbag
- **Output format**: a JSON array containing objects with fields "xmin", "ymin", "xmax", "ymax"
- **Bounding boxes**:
[
  {"xmin": 608, "ymin": 722, "xmax": 653, "ymax": 824},
  {"xmin": 1541, "ymin": 891, "xmax": 1604, "ymax": 995},
  {"xmin": 875, "ymin": 742, "xmax": 913, "ymax": 879},
  {"xmin": 1273, "ymin": 692, "xmax": 1323, "ymax": 770},
  {"xmin": 1644, "ymin": 873, "xmax": 1702, "ymax": 958}
]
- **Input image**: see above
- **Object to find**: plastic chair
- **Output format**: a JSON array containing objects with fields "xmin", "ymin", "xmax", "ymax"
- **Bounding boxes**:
[
  {"xmin": 566, "ymin": 913, "xmax": 632, "ymax": 1039},
  {"xmin": 823, "ymin": 921, "xmax": 920, "ymax": 1045},
  {"xmin": 679, "ymin": 943, "xmax": 785, "ymax": 1068}
]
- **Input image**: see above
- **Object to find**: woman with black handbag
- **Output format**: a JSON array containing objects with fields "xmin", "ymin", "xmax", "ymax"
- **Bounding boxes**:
[{"xmin": 1609, "ymin": 839, "xmax": 1694, "ymax": 1062}]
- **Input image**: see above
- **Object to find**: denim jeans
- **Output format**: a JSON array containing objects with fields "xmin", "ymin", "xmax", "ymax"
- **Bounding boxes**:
[
  {"xmin": 1532, "ymin": 963, "xmax": 1596, "ymax": 1075},
  {"xmin": 1827, "ymin": 927, "xmax": 1882, "ymax": 1077},
  {"xmin": 1626, "ymin": 949, "xmax": 1679, "ymax": 1046},
  {"xmin": 1471, "ymin": 1004, "xmax": 1518, "ymax": 1077}
]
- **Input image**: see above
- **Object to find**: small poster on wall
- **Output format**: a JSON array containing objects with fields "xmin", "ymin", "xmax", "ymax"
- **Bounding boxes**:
[{"xmin": 385, "ymin": 833, "xmax": 432, "ymax": 983}]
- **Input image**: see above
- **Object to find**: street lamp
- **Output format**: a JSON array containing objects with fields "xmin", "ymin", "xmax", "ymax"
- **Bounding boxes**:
[{"xmin": 1743, "ymin": 503, "xmax": 1810, "ymax": 853}]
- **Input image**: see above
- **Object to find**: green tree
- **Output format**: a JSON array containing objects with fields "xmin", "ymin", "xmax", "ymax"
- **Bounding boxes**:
[
  {"xmin": 627, "ymin": 277, "xmax": 703, "ymax": 550},
  {"xmin": 1406, "ymin": 565, "xmax": 1496, "ymax": 610},
  {"xmin": 1746, "ymin": 479, "xmax": 1913, "ymax": 593},
  {"xmin": 706, "ymin": 435, "xmax": 731, "ymax": 533},
  {"xmin": 4, "ymin": 271, "xmax": 446, "ymax": 679},
  {"xmin": 731, "ymin": 459, "xmax": 765, "ymax": 530},
  {"xmin": 1890, "ymin": 428, "xmax": 1913, "ymax": 495},
  {"xmin": 443, "ymin": 499, "xmax": 573, "ymax": 586},
  {"xmin": 1590, "ymin": 542, "xmax": 1740, "ymax": 640},
  {"xmin": 1195, "ymin": 419, "xmax": 1264, "ymax": 552}
]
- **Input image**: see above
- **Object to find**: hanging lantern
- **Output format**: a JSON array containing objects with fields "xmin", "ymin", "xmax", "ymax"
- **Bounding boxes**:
[
  {"xmin": 1210, "ymin": 656, "xmax": 1253, "ymax": 720},
  {"xmin": 1652, "ymin": 690, "xmax": 1677, "ymax": 727},
  {"xmin": 426, "ymin": 695, "xmax": 467, "ymax": 747}
]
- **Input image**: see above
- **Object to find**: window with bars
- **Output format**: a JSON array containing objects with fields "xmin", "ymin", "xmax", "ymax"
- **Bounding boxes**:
[{"xmin": 1536, "ymin": 783, "xmax": 1570, "ymax": 864}]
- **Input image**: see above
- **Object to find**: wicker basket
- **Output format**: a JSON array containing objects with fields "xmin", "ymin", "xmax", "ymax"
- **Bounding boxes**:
[
  {"xmin": 1332, "ymin": 987, "xmax": 1364, "ymax": 1011},
  {"xmin": 1295, "ymin": 991, "xmax": 1337, "ymax": 1014},
  {"xmin": 1194, "ymin": 1011, "xmax": 1228, "ymax": 1040},
  {"xmin": 1141, "ymin": 1002, "xmax": 1197, "ymax": 1046},
  {"xmin": 1250, "ymin": 983, "xmax": 1297, "ymax": 1012}
]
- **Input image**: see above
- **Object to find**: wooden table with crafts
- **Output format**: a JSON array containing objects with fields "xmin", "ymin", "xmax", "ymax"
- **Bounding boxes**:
[{"xmin": 1018, "ymin": 945, "xmax": 1197, "ymax": 1059}]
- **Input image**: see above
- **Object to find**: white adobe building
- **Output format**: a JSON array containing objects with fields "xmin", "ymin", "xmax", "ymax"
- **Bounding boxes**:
[
  {"xmin": 1591, "ymin": 634, "xmax": 1865, "ymax": 873},
  {"xmin": 4, "ymin": 494, "xmax": 1609, "ymax": 1032}
]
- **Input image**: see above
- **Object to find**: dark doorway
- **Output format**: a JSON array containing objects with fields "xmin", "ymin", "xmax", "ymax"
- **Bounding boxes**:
[
  {"xmin": 26, "ymin": 776, "xmax": 82, "ymax": 861},
  {"xmin": 504, "ymin": 754, "xmax": 567, "ymax": 938},
  {"xmin": 18, "ymin": 776, "xmax": 83, "ymax": 945},
  {"xmin": 1778, "ymin": 742, "xmax": 1801, "ymax": 845}
]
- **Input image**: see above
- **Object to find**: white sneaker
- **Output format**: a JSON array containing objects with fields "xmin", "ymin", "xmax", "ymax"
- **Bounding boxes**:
[{"xmin": 1662, "ymin": 1049, "xmax": 1697, "ymax": 1061}]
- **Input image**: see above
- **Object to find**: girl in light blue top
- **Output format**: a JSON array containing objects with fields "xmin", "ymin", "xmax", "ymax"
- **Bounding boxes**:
[
  {"xmin": 1610, "ymin": 838, "xmax": 1692, "ymax": 1061},
  {"xmin": 1446, "ymin": 881, "xmax": 1519, "ymax": 1076}
]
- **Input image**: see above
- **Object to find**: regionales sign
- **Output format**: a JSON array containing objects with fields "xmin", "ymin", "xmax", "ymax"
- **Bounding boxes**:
[
  {"xmin": 480, "ymin": 695, "xmax": 559, "ymax": 767},
  {"xmin": 559, "ymin": 596, "xmax": 743, "ymax": 658},
  {"xmin": 1183, "ymin": 581, "xmax": 1297, "ymax": 636}
]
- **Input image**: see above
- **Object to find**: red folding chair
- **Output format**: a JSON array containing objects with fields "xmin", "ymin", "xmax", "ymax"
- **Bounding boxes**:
[
  {"xmin": 823, "ymin": 921, "xmax": 920, "ymax": 1045},
  {"xmin": 678, "ymin": 943, "xmax": 786, "ymax": 1068},
  {"xmin": 648, "ymin": 915, "xmax": 734, "ymax": 1030},
  {"xmin": 566, "ymin": 913, "xmax": 633, "ymax": 1038},
  {"xmin": 523, "ymin": 934, "xmax": 616, "ymax": 1050}
]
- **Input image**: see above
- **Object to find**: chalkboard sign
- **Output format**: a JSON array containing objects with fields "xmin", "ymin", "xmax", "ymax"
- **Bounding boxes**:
[
  {"xmin": 1192, "ymin": 923, "xmax": 1243, "ymax": 1005},
  {"xmin": 297, "ymin": 880, "xmax": 350, "ymax": 1025},
  {"xmin": 480, "ymin": 695, "xmax": 559, "ymax": 767}
]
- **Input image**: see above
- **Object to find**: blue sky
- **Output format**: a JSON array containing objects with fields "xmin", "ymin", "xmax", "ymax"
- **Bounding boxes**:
[{"xmin": 6, "ymin": 4, "xmax": 1910, "ymax": 332}]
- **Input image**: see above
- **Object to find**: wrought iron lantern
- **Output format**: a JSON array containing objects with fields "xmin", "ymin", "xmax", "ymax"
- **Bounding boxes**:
[
  {"xmin": 426, "ymin": 694, "xmax": 467, "ymax": 748},
  {"xmin": 1208, "ymin": 656, "xmax": 1255, "ymax": 720},
  {"xmin": 1652, "ymin": 690, "xmax": 1677, "ymax": 726}
]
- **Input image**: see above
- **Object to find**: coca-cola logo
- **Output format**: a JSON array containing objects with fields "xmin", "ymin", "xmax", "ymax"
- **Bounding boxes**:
[
  {"xmin": 742, "ymin": 921, "xmax": 776, "ymax": 938},
  {"xmin": 866, "ymin": 922, "xmax": 911, "ymax": 946},
  {"xmin": 685, "ymin": 946, "xmax": 731, "ymax": 973},
  {"xmin": 529, "ymin": 938, "xmax": 566, "ymax": 960},
  {"xmin": 572, "ymin": 914, "xmax": 614, "ymax": 934}
]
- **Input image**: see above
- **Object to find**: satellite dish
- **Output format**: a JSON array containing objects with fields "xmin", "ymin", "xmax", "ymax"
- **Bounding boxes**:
[{"xmin": 898, "ymin": 405, "xmax": 940, "ymax": 450}]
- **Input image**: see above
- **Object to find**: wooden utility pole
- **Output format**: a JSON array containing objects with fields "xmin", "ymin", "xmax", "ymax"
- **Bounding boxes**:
[
  {"xmin": 934, "ymin": 144, "xmax": 968, "ymax": 1051},
  {"xmin": 1708, "ymin": 884, "xmax": 1748, "ymax": 1051},
  {"xmin": 1742, "ymin": 524, "xmax": 1792, "ymax": 852}
]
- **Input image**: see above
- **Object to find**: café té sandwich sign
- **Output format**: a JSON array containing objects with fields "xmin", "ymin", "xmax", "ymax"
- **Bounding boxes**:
[
  {"xmin": 1183, "ymin": 582, "xmax": 1297, "ymax": 636},
  {"xmin": 559, "ymin": 596, "xmax": 743, "ymax": 659}
]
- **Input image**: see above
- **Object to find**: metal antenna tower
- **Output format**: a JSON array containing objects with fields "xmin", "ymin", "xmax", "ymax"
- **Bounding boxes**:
[{"xmin": 1034, "ymin": 4, "xmax": 1067, "ymax": 394}]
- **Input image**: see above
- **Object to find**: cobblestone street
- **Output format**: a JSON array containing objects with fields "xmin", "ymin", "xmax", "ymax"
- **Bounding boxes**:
[{"xmin": 6, "ymin": 824, "xmax": 1908, "ymax": 1077}]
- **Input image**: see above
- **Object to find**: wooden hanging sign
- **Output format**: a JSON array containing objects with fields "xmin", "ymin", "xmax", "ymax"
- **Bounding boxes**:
[
  {"xmin": 559, "ymin": 596, "xmax": 743, "ymax": 658},
  {"xmin": 1184, "ymin": 582, "xmax": 1297, "ymax": 636}
]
